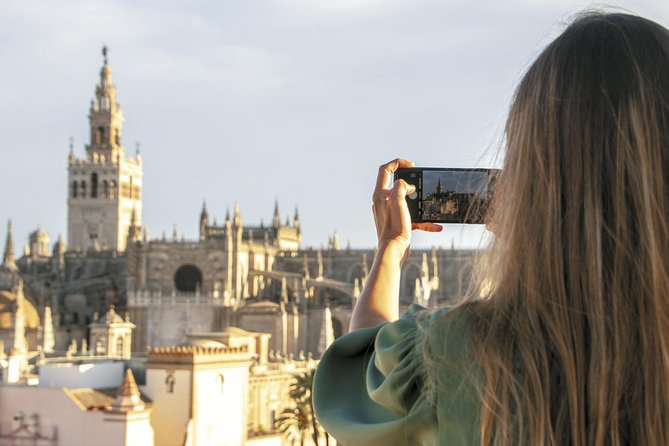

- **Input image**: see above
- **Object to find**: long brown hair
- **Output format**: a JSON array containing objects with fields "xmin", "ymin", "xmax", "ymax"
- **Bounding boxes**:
[{"xmin": 462, "ymin": 12, "xmax": 669, "ymax": 445}]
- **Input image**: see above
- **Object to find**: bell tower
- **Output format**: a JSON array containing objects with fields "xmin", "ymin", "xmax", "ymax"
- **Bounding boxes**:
[{"xmin": 67, "ymin": 47, "xmax": 143, "ymax": 252}]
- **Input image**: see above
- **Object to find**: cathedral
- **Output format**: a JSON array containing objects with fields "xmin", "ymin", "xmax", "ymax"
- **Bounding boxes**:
[{"xmin": 7, "ymin": 47, "xmax": 480, "ymax": 359}]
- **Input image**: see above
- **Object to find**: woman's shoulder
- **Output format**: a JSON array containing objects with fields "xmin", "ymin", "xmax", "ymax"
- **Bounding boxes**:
[{"xmin": 401, "ymin": 301, "xmax": 478, "ymax": 360}]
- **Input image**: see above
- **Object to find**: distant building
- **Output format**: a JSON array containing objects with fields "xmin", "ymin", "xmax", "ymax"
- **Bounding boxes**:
[{"xmin": 0, "ymin": 302, "xmax": 327, "ymax": 446}]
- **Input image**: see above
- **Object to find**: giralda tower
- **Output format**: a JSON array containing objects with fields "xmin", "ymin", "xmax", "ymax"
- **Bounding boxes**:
[{"xmin": 67, "ymin": 47, "xmax": 143, "ymax": 252}]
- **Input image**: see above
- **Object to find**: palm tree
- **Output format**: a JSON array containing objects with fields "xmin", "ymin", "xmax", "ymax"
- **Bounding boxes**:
[
  {"xmin": 274, "ymin": 403, "xmax": 311, "ymax": 446},
  {"xmin": 275, "ymin": 369, "xmax": 329, "ymax": 446}
]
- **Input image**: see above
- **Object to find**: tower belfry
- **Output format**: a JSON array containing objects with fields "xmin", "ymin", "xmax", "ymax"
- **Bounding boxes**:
[
  {"xmin": 88, "ymin": 46, "xmax": 124, "ymax": 162},
  {"xmin": 67, "ymin": 47, "xmax": 143, "ymax": 252}
]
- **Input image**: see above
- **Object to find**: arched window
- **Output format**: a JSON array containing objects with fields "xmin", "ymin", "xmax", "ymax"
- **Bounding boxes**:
[
  {"xmin": 72, "ymin": 180, "xmax": 78, "ymax": 198},
  {"xmin": 91, "ymin": 173, "xmax": 98, "ymax": 198},
  {"xmin": 116, "ymin": 337, "xmax": 124, "ymax": 356},
  {"xmin": 80, "ymin": 181, "xmax": 87, "ymax": 198},
  {"xmin": 165, "ymin": 373, "xmax": 176, "ymax": 393},
  {"xmin": 95, "ymin": 337, "xmax": 104, "ymax": 355},
  {"xmin": 102, "ymin": 180, "xmax": 109, "ymax": 198},
  {"xmin": 109, "ymin": 181, "xmax": 116, "ymax": 199},
  {"xmin": 96, "ymin": 126, "xmax": 105, "ymax": 145}
]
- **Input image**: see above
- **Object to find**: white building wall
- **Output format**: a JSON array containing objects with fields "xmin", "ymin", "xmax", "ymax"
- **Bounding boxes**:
[
  {"xmin": 143, "ymin": 368, "xmax": 192, "ymax": 446},
  {"xmin": 103, "ymin": 411, "xmax": 155, "ymax": 446},
  {"xmin": 194, "ymin": 366, "xmax": 249, "ymax": 446},
  {"xmin": 38, "ymin": 361, "xmax": 124, "ymax": 388},
  {"xmin": 0, "ymin": 386, "xmax": 153, "ymax": 446}
]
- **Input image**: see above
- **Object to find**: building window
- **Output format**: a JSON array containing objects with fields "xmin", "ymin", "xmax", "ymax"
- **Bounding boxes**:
[
  {"xmin": 91, "ymin": 173, "xmax": 99, "ymax": 198},
  {"xmin": 96, "ymin": 126, "xmax": 105, "ymax": 145},
  {"xmin": 102, "ymin": 180, "xmax": 109, "ymax": 198},
  {"xmin": 116, "ymin": 337, "xmax": 124, "ymax": 356},
  {"xmin": 114, "ymin": 128, "xmax": 120, "ymax": 145},
  {"xmin": 72, "ymin": 180, "xmax": 78, "ymax": 198},
  {"xmin": 109, "ymin": 180, "xmax": 116, "ymax": 199},
  {"xmin": 165, "ymin": 373, "xmax": 176, "ymax": 393},
  {"xmin": 217, "ymin": 373, "xmax": 225, "ymax": 393},
  {"xmin": 95, "ymin": 338, "xmax": 104, "ymax": 355},
  {"xmin": 80, "ymin": 181, "xmax": 87, "ymax": 198}
]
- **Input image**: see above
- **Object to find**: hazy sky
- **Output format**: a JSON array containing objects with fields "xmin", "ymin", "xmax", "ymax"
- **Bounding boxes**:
[
  {"xmin": 422, "ymin": 170, "xmax": 490, "ymax": 197},
  {"xmin": 1, "ymin": 0, "xmax": 667, "ymax": 252}
]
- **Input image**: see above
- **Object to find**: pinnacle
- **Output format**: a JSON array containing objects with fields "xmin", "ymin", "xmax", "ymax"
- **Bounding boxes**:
[
  {"xmin": 3, "ymin": 220, "xmax": 16, "ymax": 270},
  {"xmin": 117, "ymin": 369, "xmax": 140, "ymax": 398}
]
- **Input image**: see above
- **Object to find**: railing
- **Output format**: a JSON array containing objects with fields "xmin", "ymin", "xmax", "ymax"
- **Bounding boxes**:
[{"xmin": 127, "ymin": 289, "xmax": 236, "ymax": 307}]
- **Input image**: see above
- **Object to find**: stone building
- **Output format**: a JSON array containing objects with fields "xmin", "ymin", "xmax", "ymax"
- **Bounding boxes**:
[{"xmin": 143, "ymin": 327, "xmax": 323, "ymax": 446}]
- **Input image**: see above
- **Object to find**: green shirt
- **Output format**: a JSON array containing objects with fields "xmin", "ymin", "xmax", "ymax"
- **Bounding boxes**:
[{"xmin": 313, "ymin": 304, "xmax": 481, "ymax": 446}]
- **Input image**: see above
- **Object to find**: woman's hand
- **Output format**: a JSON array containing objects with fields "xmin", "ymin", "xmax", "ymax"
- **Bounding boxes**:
[
  {"xmin": 372, "ymin": 158, "xmax": 442, "ymax": 252},
  {"xmin": 349, "ymin": 158, "xmax": 443, "ymax": 331}
]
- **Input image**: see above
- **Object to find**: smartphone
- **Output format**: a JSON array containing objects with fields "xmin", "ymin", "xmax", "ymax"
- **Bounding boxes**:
[{"xmin": 394, "ymin": 167, "xmax": 498, "ymax": 224}]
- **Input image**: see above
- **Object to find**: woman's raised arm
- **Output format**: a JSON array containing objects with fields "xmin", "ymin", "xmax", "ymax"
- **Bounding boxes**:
[{"xmin": 349, "ymin": 158, "xmax": 441, "ymax": 331}]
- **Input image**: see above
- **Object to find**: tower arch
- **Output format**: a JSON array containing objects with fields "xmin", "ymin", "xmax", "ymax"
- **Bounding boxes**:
[{"xmin": 91, "ymin": 173, "xmax": 99, "ymax": 198}]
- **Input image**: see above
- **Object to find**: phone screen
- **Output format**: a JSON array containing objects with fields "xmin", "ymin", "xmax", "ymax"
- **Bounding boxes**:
[{"xmin": 394, "ymin": 168, "xmax": 498, "ymax": 224}]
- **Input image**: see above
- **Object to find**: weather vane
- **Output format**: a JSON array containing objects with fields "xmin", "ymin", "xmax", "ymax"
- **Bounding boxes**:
[{"xmin": 102, "ymin": 44, "xmax": 109, "ymax": 64}]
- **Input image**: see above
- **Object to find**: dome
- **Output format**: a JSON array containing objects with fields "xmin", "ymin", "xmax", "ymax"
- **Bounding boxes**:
[
  {"xmin": 0, "ymin": 289, "xmax": 40, "ymax": 330},
  {"xmin": 30, "ymin": 228, "xmax": 48, "ymax": 238}
]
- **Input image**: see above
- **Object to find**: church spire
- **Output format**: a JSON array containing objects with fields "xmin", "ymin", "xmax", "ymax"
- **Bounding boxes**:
[
  {"xmin": 293, "ymin": 206, "xmax": 300, "ymax": 232},
  {"xmin": 273, "ymin": 199, "xmax": 281, "ymax": 228},
  {"xmin": 3, "ymin": 220, "xmax": 16, "ymax": 270},
  {"xmin": 199, "ymin": 201, "xmax": 209, "ymax": 241}
]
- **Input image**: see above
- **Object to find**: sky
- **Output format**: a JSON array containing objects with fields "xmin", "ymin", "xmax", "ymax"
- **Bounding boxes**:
[
  {"xmin": 1, "ymin": 0, "xmax": 668, "ymax": 253},
  {"xmin": 422, "ymin": 170, "xmax": 490, "ymax": 197}
]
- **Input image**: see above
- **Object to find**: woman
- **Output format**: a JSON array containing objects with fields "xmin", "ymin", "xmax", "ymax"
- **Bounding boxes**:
[{"xmin": 313, "ymin": 12, "xmax": 669, "ymax": 446}]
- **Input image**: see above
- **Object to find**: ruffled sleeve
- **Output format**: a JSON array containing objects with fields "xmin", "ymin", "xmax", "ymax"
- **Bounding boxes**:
[{"xmin": 313, "ymin": 304, "xmax": 438, "ymax": 446}]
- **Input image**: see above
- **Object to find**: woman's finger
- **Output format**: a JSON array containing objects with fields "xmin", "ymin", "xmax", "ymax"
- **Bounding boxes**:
[
  {"xmin": 391, "ymin": 179, "xmax": 413, "ymax": 203},
  {"xmin": 412, "ymin": 222, "xmax": 443, "ymax": 232},
  {"xmin": 374, "ymin": 158, "xmax": 414, "ymax": 196}
]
